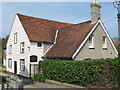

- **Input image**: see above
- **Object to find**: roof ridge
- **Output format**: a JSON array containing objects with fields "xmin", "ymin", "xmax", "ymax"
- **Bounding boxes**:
[
  {"xmin": 17, "ymin": 13, "xmax": 74, "ymax": 25},
  {"xmin": 59, "ymin": 20, "xmax": 91, "ymax": 31}
]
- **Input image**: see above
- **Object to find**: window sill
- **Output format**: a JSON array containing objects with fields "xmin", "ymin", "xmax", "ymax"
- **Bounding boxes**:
[
  {"xmin": 103, "ymin": 48, "xmax": 108, "ymax": 50},
  {"xmin": 89, "ymin": 47, "xmax": 95, "ymax": 49}
]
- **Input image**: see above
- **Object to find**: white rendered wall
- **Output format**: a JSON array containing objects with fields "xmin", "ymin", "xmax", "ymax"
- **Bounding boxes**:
[
  {"xmin": 30, "ymin": 42, "xmax": 44, "ymax": 63},
  {"xmin": 6, "ymin": 14, "xmax": 43, "ymax": 77}
]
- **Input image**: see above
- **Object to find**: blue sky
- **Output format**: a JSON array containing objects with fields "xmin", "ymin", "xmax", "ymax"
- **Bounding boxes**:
[{"xmin": 1, "ymin": 1, "xmax": 119, "ymax": 38}]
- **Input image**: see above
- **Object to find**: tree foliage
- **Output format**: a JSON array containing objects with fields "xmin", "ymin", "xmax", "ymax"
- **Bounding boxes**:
[{"xmin": 1, "ymin": 35, "xmax": 9, "ymax": 49}]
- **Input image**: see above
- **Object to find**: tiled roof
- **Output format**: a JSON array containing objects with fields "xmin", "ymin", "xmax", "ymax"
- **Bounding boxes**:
[
  {"xmin": 17, "ymin": 13, "xmax": 74, "ymax": 43},
  {"xmin": 44, "ymin": 21, "xmax": 96, "ymax": 59},
  {"xmin": 113, "ymin": 41, "xmax": 119, "ymax": 47},
  {"xmin": 17, "ymin": 13, "xmax": 96, "ymax": 59}
]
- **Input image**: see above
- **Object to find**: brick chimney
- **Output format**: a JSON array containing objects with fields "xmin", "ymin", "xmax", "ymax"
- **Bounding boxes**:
[{"xmin": 90, "ymin": 0, "xmax": 101, "ymax": 24}]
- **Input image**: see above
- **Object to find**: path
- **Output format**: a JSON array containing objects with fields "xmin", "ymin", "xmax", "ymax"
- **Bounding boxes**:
[
  {"xmin": 24, "ymin": 81, "xmax": 70, "ymax": 88},
  {"xmin": 0, "ymin": 69, "xmax": 71, "ymax": 88},
  {"xmin": 18, "ymin": 76, "xmax": 70, "ymax": 88}
]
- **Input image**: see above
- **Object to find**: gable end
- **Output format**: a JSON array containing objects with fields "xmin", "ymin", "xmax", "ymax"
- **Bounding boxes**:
[{"xmin": 72, "ymin": 20, "xmax": 118, "ymax": 59}]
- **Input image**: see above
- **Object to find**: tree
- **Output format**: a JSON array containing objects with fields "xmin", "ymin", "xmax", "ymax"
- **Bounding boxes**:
[
  {"xmin": 2, "ymin": 35, "xmax": 9, "ymax": 49},
  {"xmin": 0, "ymin": 35, "xmax": 9, "ymax": 64}
]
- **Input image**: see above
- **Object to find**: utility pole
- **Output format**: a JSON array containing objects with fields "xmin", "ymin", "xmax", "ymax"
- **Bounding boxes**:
[{"xmin": 113, "ymin": 0, "xmax": 120, "ymax": 43}]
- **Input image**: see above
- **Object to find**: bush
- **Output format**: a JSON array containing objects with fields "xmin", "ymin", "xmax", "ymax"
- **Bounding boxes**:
[
  {"xmin": 0, "ymin": 70, "xmax": 7, "ymax": 73},
  {"xmin": 32, "ymin": 74, "xmax": 46, "ymax": 82},
  {"xmin": 39, "ymin": 58, "xmax": 119, "ymax": 88},
  {"xmin": 39, "ymin": 59, "xmax": 102, "ymax": 87}
]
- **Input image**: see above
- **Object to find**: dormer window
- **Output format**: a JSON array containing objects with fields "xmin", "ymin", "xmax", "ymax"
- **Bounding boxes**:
[
  {"xmin": 89, "ymin": 35, "xmax": 94, "ymax": 48},
  {"xmin": 14, "ymin": 33, "xmax": 17, "ymax": 44},
  {"xmin": 37, "ymin": 42, "xmax": 42, "ymax": 47},
  {"xmin": 102, "ymin": 36, "xmax": 107, "ymax": 49}
]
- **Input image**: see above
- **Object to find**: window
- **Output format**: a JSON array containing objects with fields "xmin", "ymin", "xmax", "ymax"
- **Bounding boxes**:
[
  {"xmin": 9, "ymin": 45, "xmax": 12, "ymax": 54},
  {"xmin": 102, "ymin": 37, "xmax": 107, "ymax": 49},
  {"xmin": 30, "ymin": 55, "xmax": 37, "ymax": 62},
  {"xmin": 20, "ymin": 42, "xmax": 25, "ymax": 53},
  {"xmin": 14, "ymin": 33, "xmax": 17, "ymax": 44},
  {"xmin": 37, "ymin": 42, "xmax": 42, "ymax": 47},
  {"xmin": 8, "ymin": 58, "xmax": 12, "ymax": 68},
  {"xmin": 89, "ymin": 35, "xmax": 94, "ymax": 48},
  {"xmin": 20, "ymin": 59, "xmax": 25, "ymax": 71}
]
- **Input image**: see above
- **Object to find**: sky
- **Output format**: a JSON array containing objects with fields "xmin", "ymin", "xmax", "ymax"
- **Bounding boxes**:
[{"xmin": 0, "ymin": 0, "xmax": 119, "ymax": 38}]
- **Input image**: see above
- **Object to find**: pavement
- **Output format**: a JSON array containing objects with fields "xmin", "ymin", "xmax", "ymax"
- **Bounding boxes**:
[
  {"xmin": 24, "ymin": 81, "xmax": 70, "ymax": 88},
  {"xmin": 0, "ymin": 67, "xmax": 71, "ymax": 88},
  {"xmin": 18, "ymin": 76, "xmax": 71, "ymax": 88}
]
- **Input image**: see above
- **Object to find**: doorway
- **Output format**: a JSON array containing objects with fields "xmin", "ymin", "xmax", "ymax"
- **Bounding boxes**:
[{"xmin": 14, "ymin": 61, "xmax": 17, "ymax": 74}]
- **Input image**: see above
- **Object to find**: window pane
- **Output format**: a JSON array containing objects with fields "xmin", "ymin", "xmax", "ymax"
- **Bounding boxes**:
[
  {"xmin": 20, "ymin": 59, "xmax": 25, "ymax": 71},
  {"xmin": 9, "ymin": 45, "xmax": 12, "ymax": 54},
  {"xmin": 14, "ymin": 33, "xmax": 17, "ymax": 44},
  {"xmin": 89, "ymin": 36, "xmax": 92, "ymax": 42},
  {"xmin": 89, "ymin": 35, "xmax": 94, "ymax": 48},
  {"xmin": 22, "ymin": 42, "xmax": 24, "ymax": 47},
  {"xmin": 30, "ymin": 56, "xmax": 37, "ymax": 62},
  {"xmin": 37, "ymin": 42, "xmax": 42, "ymax": 47},
  {"xmin": 102, "ymin": 37, "xmax": 107, "ymax": 48},
  {"xmin": 8, "ymin": 58, "xmax": 12, "ymax": 68},
  {"xmin": 102, "ymin": 37, "xmax": 105, "ymax": 44},
  {"xmin": 20, "ymin": 42, "xmax": 25, "ymax": 53}
]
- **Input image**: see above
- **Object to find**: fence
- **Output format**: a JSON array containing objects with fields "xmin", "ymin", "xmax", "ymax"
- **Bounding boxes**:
[{"xmin": 29, "ymin": 64, "xmax": 39, "ymax": 78}]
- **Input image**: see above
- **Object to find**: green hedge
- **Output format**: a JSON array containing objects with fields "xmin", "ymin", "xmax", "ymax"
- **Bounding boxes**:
[
  {"xmin": 39, "ymin": 59, "xmax": 102, "ymax": 87},
  {"xmin": 39, "ymin": 58, "xmax": 119, "ymax": 88},
  {"xmin": 32, "ymin": 74, "xmax": 46, "ymax": 82}
]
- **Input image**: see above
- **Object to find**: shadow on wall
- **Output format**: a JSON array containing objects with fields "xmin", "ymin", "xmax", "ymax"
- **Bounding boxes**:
[{"xmin": 18, "ymin": 66, "xmax": 34, "ymax": 87}]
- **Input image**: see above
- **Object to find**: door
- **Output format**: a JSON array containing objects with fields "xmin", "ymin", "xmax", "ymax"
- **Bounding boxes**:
[{"xmin": 14, "ymin": 61, "xmax": 17, "ymax": 74}]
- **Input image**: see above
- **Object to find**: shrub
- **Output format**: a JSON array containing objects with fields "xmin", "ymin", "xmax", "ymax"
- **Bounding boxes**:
[
  {"xmin": 39, "ymin": 59, "xmax": 102, "ymax": 87},
  {"xmin": 32, "ymin": 74, "xmax": 46, "ymax": 82},
  {"xmin": 0, "ymin": 70, "xmax": 7, "ymax": 73},
  {"xmin": 39, "ymin": 58, "xmax": 119, "ymax": 88}
]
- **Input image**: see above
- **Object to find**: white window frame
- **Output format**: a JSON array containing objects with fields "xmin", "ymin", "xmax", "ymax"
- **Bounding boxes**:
[
  {"xmin": 8, "ymin": 58, "xmax": 12, "ymax": 68},
  {"xmin": 20, "ymin": 59, "xmax": 25, "ymax": 71},
  {"xmin": 14, "ymin": 33, "xmax": 17, "ymax": 44},
  {"xmin": 89, "ymin": 35, "xmax": 94, "ymax": 48},
  {"xmin": 20, "ymin": 42, "xmax": 25, "ymax": 53},
  {"xmin": 102, "ymin": 37, "xmax": 107, "ymax": 49},
  {"xmin": 37, "ymin": 42, "xmax": 42, "ymax": 47},
  {"xmin": 9, "ymin": 45, "xmax": 12, "ymax": 54}
]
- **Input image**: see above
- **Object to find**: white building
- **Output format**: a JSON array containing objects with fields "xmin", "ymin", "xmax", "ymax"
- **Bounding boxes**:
[{"xmin": 6, "ymin": 2, "xmax": 118, "ymax": 78}]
